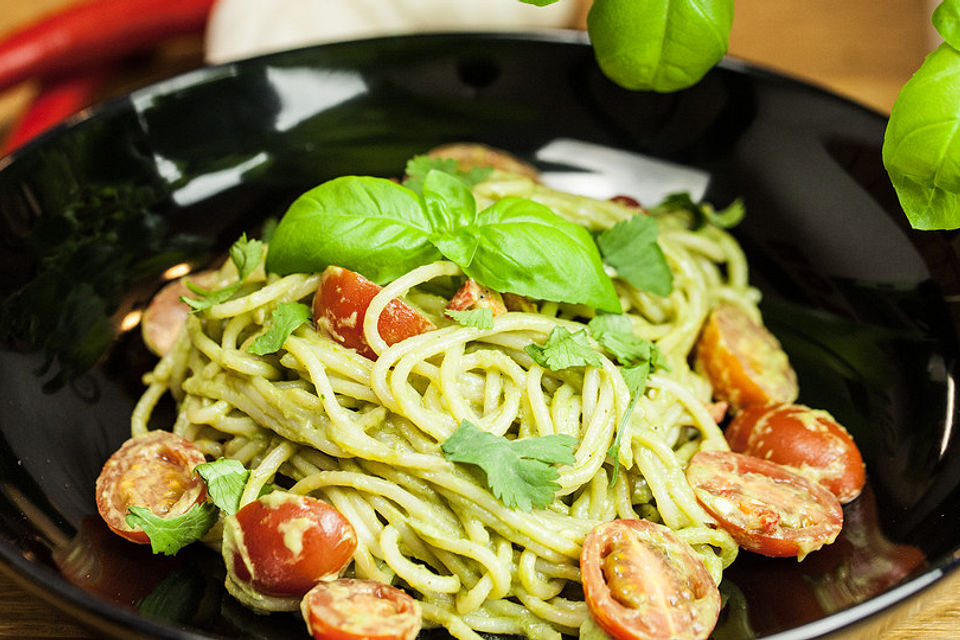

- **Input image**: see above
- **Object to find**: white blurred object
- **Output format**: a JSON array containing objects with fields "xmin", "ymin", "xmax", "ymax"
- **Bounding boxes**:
[{"xmin": 205, "ymin": 0, "xmax": 582, "ymax": 64}]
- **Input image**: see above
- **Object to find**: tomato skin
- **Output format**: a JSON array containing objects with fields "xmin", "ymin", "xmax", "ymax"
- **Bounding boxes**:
[
  {"xmin": 580, "ymin": 519, "xmax": 720, "ymax": 640},
  {"xmin": 695, "ymin": 303, "xmax": 798, "ymax": 410},
  {"xmin": 726, "ymin": 404, "xmax": 866, "ymax": 504},
  {"xmin": 141, "ymin": 270, "xmax": 217, "ymax": 356},
  {"xmin": 686, "ymin": 450, "xmax": 843, "ymax": 558},
  {"xmin": 222, "ymin": 492, "xmax": 357, "ymax": 599},
  {"xmin": 95, "ymin": 431, "xmax": 208, "ymax": 544},
  {"xmin": 301, "ymin": 578, "xmax": 422, "ymax": 640},
  {"xmin": 446, "ymin": 278, "xmax": 506, "ymax": 315},
  {"xmin": 313, "ymin": 266, "xmax": 435, "ymax": 359}
]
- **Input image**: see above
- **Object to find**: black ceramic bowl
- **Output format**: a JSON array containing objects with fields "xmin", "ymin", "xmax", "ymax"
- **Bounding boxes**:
[{"xmin": 2, "ymin": 31, "xmax": 959, "ymax": 640}]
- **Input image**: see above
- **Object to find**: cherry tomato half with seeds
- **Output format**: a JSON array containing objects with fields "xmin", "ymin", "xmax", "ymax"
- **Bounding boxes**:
[
  {"xmin": 726, "ymin": 403, "xmax": 865, "ymax": 503},
  {"xmin": 314, "ymin": 266, "xmax": 435, "ymax": 359},
  {"xmin": 694, "ymin": 303, "xmax": 798, "ymax": 410},
  {"xmin": 95, "ymin": 431, "xmax": 208, "ymax": 544},
  {"xmin": 686, "ymin": 450, "xmax": 843, "ymax": 559},
  {"xmin": 222, "ymin": 491, "xmax": 357, "ymax": 599},
  {"xmin": 301, "ymin": 578, "xmax": 422, "ymax": 640},
  {"xmin": 580, "ymin": 519, "xmax": 720, "ymax": 640}
]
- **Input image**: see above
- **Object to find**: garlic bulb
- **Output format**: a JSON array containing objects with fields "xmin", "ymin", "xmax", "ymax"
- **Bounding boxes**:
[{"xmin": 205, "ymin": 0, "xmax": 583, "ymax": 64}]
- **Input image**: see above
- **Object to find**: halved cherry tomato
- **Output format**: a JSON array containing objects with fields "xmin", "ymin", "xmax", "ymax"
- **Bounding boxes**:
[
  {"xmin": 580, "ymin": 519, "xmax": 720, "ymax": 640},
  {"xmin": 313, "ymin": 266, "xmax": 435, "ymax": 359},
  {"xmin": 95, "ymin": 431, "xmax": 208, "ymax": 544},
  {"xmin": 301, "ymin": 578, "xmax": 422, "ymax": 640},
  {"xmin": 694, "ymin": 303, "xmax": 798, "ymax": 410},
  {"xmin": 686, "ymin": 450, "xmax": 842, "ymax": 559},
  {"xmin": 726, "ymin": 404, "xmax": 865, "ymax": 504},
  {"xmin": 222, "ymin": 491, "xmax": 357, "ymax": 599},
  {"xmin": 445, "ymin": 278, "xmax": 506, "ymax": 316}
]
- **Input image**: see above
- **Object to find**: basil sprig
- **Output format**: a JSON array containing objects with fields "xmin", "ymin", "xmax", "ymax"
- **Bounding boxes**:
[{"xmin": 265, "ymin": 170, "xmax": 621, "ymax": 313}]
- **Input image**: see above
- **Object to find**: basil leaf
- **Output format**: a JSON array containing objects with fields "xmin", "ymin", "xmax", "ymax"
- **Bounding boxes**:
[
  {"xmin": 195, "ymin": 458, "xmax": 250, "ymax": 515},
  {"xmin": 125, "ymin": 503, "xmax": 218, "ymax": 556},
  {"xmin": 525, "ymin": 326, "xmax": 604, "ymax": 370},
  {"xmin": 403, "ymin": 155, "xmax": 492, "ymax": 196},
  {"xmin": 248, "ymin": 302, "xmax": 311, "ymax": 356},
  {"xmin": 265, "ymin": 176, "xmax": 440, "ymax": 283},
  {"xmin": 883, "ymin": 43, "xmax": 960, "ymax": 230},
  {"xmin": 934, "ymin": 0, "xmax": 960, "ymax": 49},
  {"xmin": 445, "ymin": 307, "xmax": 495, "ymax": 330},
  {"xmin": 598, "ymin": 215, "xmax": 673, "ymax": 297},
  {"xmin": 587, "ymin": 0, "xmax": 734, "ymax": 92},
  {"xmin": 460, "ymin": 197, "xmax": 621, "ymax": 313},
  {"xmin": 422, "ymin": 170, "xmax": 477, "ymax": 232}
]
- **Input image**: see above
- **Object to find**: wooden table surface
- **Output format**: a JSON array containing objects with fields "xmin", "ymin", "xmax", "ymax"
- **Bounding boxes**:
[{"xmin": 2, "ymin": 0, "xmax": 958, "ymax": 638}]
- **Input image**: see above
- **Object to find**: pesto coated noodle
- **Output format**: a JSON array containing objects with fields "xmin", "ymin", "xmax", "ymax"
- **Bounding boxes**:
[{"xmin": 132, "ymin": 168, "xmax": 753, "ymax": 640}]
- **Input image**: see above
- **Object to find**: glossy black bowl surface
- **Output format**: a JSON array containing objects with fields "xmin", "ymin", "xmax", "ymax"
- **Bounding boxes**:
[{"xmin": 2, "ymin": 31, "xmax": 960, "ymax": 640}]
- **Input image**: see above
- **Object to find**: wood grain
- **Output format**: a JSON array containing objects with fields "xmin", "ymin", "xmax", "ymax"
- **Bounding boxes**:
[{"xmin": 0, "ymin": 0, "xmax": 956, "ymax": 638}]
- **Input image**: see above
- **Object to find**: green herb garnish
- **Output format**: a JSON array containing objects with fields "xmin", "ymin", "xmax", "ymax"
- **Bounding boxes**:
[
  {"xmin": 445, "ymin": 307, "xmax": 495, "ymax": 330},
  {"xmin": 524, "ymin": 326, "xmax": 604, "ymax": 370},
  {"xmin": 125, "ymin": 503, "xmax": 218, "ymax": 556},
  {"xmin": 442, "ymin": 420, "xmax": 577, "ymax": 511},
  {"xmin": 194, "ymin": 458, "xmax": 251, "ymax": 515},
  {"xmin": 181, "ymin": 234, "xmax": 264, "ymax": 311},
  {"xmin": 247, "ymin": 302, "xmax": 311, "ymax": 356},
  {"xmin": 597, "ymin": 214, "xmax": 673, "ymax": 297}
]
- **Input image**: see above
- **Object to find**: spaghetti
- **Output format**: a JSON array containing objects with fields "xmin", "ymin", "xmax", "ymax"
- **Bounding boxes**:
[{"xmin": 131, "ymin": 167, "xmax": 753, "ymax": 640}]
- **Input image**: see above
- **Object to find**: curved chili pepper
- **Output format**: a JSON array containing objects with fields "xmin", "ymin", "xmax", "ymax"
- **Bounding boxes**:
[
  {"xmin": 1, "ymin": 67, "xmax": 107, "ymax": 154},
  {"xmin": 0, "ymin": 0, "xmax": 214, "ymax": 94}
]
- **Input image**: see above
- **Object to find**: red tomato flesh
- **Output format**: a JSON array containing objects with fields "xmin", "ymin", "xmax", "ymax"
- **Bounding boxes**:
[
  {"xmin": 313, "ymin": 266, "xmax": 435, "ymax": 359},
  {"xmin": 222, "ymin": 491, "xmax": 357, "ymax": 598},
  {"xmin": 95, "ymin": 431, "xmax": 208, "ymax": 544},
  {"xmin": 301, "ymin": 578, "xmax": 422, "ymax": 640},
  {"xmin": 695, "ymin": 303, "xmax": 798, "ymax": 410},
  {"xmin": 726, "ymin": 403, "xmax": 866, "ymax": 503},
  {"xmin": 580, "ymin": 519, "xmax": 720, "ymax": 640},
  {"xmin": 686, "ymin": 450, "xmax": 843, "ymax": 559}
]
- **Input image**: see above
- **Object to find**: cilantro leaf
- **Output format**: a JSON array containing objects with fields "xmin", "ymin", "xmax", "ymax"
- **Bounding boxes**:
[
  {"xmin": 181, "ymin": 234, "xmax": 265, "ymax": 311},
  {"xmin": 588, "ymin": 314, "xmax": 653, "ymax": 365},
  {"xmin": 247, "ymin": 302, "xmax": 311, "ymax": 356},
  {"xmin": 597, "ymin": 214, "xmax": 673, "ymax": 297},
  {"xmin": 195, "ymin": 458, "xmax": 250, "ymax": 515},
  {"xmin": 442, "ymin": 420, "xmax": 577, "ymax": 511},
  {"xmin": 125, "ymin": 503, "xmax": 218, "ymax": 555},
  {"xmin": 445, "ymin": 307, "xmax": 494, "ymax": 330},
  {"xmin": 229, "ymin": 233, "xmax": 264, "ymax": 281},
  {"xmin": 402, "ymin": 155, "xmax": 493, "ymax": 196},
  {"xmin": 588, "ymin": 314, "xmax": 667, "ymax": 482},
  {"xmin": 180, "ymin": 280, "xmax": 240, "ymax": 311},
  {"xmin": 525, "ymin": 326, "xmax": 603, "ymax": 370}
]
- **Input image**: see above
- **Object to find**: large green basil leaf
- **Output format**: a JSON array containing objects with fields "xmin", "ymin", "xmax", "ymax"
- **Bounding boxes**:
[
  {"xmin": 934, "ymin": 0, "xmax": 960, "ymax": 49},
  {"xmin": 422, "ymin": 169, "xmax": 477, "ymax": 232},
  {"xmin": 265, "ymin": 176, "xmax": 439, "ymax": 282},
  {"xmin": 457, "ymin": 197, "xmax": 621, "ymax": 313},
  {"xmin": 883, "ymin": 43, "xmax": 960, "ymax": 230},
  {"xmin": 586, "ymin": 0, "xmax": 734, "ymax": 92}
]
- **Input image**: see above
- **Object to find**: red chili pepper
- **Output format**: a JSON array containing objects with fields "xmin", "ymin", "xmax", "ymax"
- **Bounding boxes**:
[
  {"xmin": 0, "ymin": 0, "xmax": 215, "ymax": 94},
  {"xmin": 1, "ymin": 67, "xmax": 107, "ymax": 154}
]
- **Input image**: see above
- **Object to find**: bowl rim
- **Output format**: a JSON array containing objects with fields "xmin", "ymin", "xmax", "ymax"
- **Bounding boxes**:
[{"xmin": 0, "ymin": 28, "xmax": 952, "ymax": 640}]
